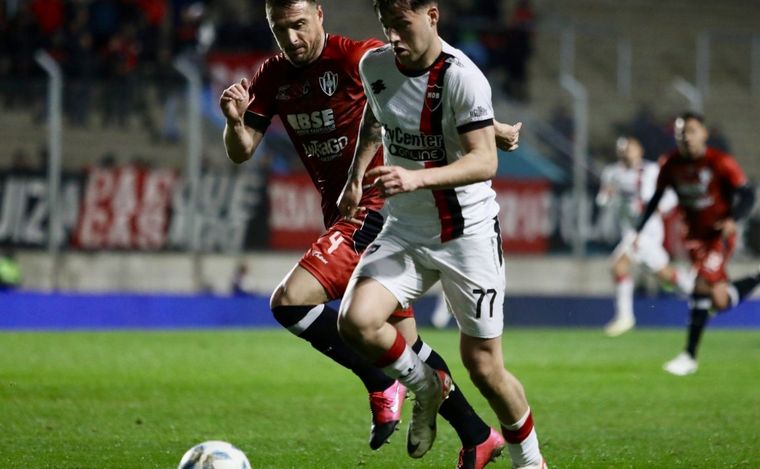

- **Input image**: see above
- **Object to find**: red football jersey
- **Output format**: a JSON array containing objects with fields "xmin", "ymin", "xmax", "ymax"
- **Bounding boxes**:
[
  {"xmin": 246, "ymin": 34, "xmax": 385, "ymax": 228},
  {"xmin": 657, "ymin": 147, "xmax": 747, "ymax": 239}
]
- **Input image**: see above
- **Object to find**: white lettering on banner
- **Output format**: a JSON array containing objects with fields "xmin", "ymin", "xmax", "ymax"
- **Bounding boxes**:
[
  {"xmin": 0, "ymin": 179, "xmax": 47, "ymax": 244},
  {"xmin": 167, "ymin": 172, "xmax": 262, "ymax": 252},
  {"xmin": 269, "ymin": 180, "xmax": 323, "ymax": 230},
  {"xmin": 106, "ymin": 166, "xmax": 139, "ymax": 248},
  {"xmin": 136, "ymin": 170, "xmax": 177, "ymax": 249},
  {"xmin": 75, "ymin": 166, "xmax": 178, "ymax": 250},
  {"xmin": 0, "ymin": 175, "xmax": 82, "ymax": 246},
  {"xmin": 76, "ymin": 167, "xmax": 116, "ymax": 248}
]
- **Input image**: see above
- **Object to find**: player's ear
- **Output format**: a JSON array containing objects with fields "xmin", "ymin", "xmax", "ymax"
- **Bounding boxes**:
[
  {"xmin": 427, "ymin": 6, "xmax": 439, "ymax": 28},
  {"xmin": 316, "ymin": 4, "xmax": 324, "ymax": 24}
]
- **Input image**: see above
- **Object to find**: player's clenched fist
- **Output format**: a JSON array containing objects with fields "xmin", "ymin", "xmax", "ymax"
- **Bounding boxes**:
[{"xmin": 219, "ymin": 78, "xmax": 251, "ymax": 123}]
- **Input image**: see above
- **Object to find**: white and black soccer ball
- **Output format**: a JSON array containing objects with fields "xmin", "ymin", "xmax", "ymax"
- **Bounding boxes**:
[{"xmin": 178, "ymin": 440, "xmax": 251, "ymax": 469}]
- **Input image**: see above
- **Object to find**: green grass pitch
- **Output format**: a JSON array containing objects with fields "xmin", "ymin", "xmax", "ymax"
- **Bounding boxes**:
[{"xmin": 1, "ymin": 328, "xmax": 759, "ymax": 468}]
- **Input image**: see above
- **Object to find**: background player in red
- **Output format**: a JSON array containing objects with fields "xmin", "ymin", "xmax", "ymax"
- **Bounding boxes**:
[
  {"xmin": 219, "ymin": 0, "xmax": 520, "ymax": 464},
  {"xmin": 636, "ymin": 112, "xmax": 759, "ymax": 375}
]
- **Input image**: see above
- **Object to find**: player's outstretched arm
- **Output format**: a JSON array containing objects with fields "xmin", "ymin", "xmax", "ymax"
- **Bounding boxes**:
[
  {"xmin": 220, "ymin": 78, "xmax": 264, "ymax": 164},
  {"xmin": 338, "ymin": 103, "xmax": 383, "ymax": 221},
  {"xmin": 494, "ymin": 120, "xmax": 521, "ymax": 152},
  {"xmin": 635, "ymin": 187, "xmax": 665, "ymax": 233}
]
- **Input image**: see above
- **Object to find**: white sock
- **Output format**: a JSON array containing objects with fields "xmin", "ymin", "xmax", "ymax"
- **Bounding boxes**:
[
  {"xmin": 502, "ymin": 408, "xmax": 542, "ymax": 467},
  {"xmin": 614, "ymin": 275, "xmax": 634, "ymax": 321},
  {"xmin": 381, "ymin": 345, "xmax": 438, "ymax": 396}
]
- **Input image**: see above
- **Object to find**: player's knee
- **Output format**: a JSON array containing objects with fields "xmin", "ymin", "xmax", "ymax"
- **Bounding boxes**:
[
  {"xmin": 337, "ymin": 306, "xmax": 381, "ymax": 344},
  {"xmin": 269, "ymin": 283, "xmax": 304, "ymax": 309}
]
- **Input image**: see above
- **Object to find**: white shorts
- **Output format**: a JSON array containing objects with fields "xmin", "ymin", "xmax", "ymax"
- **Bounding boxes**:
[
  {"xmin": 612, "ymin": 231, "xmax": 670, "ymax": 272},
  {"xmin": 351, "ymin": 224, "xmax": 506, "ymax": 339}
]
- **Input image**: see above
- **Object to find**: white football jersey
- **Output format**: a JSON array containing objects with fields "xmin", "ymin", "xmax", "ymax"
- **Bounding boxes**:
[
  {"xmin": 359, "ymin": 39, "xmax": 499, "ymax": 243},
  {"xmin": 598, "ymin": 160, "xmax": 677, "ymax": 236}
]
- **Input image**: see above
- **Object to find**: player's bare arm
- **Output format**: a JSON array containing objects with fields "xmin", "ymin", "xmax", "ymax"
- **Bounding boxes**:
[
  {"xmin": 494, "ymin": 120, "xmax": 522, "ymax": 152},
  {"xmin": 367, "ymin": 124, "xmax": 497, "ymax": 197},
  {"xmin": 220, "ymin": 78, "xmax": 265, "ymax": 164},
  {"xmin": 337, "ymin": 103, "xmax": 383, "ymax": 221}
]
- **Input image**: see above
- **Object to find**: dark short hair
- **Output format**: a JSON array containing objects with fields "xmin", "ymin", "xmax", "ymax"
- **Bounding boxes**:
[
  {"xmin": 373, "ymin": 0, "xmax": 437, "ymax": 13},
  {"xmin": 266, "ymin": 0, "xmax": 317, "ymax": 9},
  {"xmin": 677, "ymin": 111, "xmax": 705, "ymax": 125}
]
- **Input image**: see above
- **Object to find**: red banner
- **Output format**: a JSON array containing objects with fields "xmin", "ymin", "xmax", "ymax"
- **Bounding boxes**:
[
  {"xmin": 266, "ymin": 175, "xmax": 553, "ymax": 253},
  {"xmin": 72, "ymin": 166, "xmax": 177, "ymax": 249},
  {"xmin": 268, "ymin": 173, "xmax": 324, "ymax": 249},
  {"xmin": 492, "ymin": 179, "xmax": 552, "ymax": 253}
]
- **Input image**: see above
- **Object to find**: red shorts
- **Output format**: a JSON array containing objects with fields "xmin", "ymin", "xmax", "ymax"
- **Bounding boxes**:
[
  {"xmin": 298, "ymin": 210, "xmax": 413, "ymax": 319},
  {"xmin": 685, "ymin": 234, "xmax": 736, "ymax": 284}
]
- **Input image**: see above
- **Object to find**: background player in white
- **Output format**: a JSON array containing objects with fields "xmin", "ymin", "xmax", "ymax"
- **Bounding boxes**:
[
  {"xmin": 596, "ymin": 136, "xmax": 694, "ymax": 336},
  {"xmin": 337, "ymin": 1, "xmax": 545, "ymax": 467}
]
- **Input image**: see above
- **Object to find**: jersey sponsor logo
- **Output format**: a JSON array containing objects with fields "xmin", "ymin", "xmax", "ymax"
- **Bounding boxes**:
[
  {"xmin": 275, "ymin": 81, "xmax": 311, "ymax": 100},
  {"xmin": 319, "ymin": 71, "xmax": 339, "ymax": 96},
  {"xmin": 371, "ymin": 79, "xmax": 386, "ymax": 94},
  {"xmin": 425, "ymin": 84, "xmax": 443, "ymax": 111},
  {"xmin": 675, "ymin": 168, "xmax": 714, "ymax": 209},
  {"xmin": 285, "ymin": 108, "xmax": 336, "ymax": 135},
  {"xmin": 384, "ymin": 125, "xmax": 446, "ymax": 162},
  {"xmin": 302, "ymin": 136, "xmax": 349, "ymax": 161},
  {"xmin": 469, "ymin": 106, "xmax": 488, "ymax": 119},
  {"xmin": 445, "ymin": 56, "xmax": 464, "ymax": 67}
]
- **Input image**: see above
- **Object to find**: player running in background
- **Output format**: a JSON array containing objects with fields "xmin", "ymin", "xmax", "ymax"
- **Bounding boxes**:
[
  {"xmin": 636, "ymin": 112, "xmax": 759, "ymax": 375},
  {"xmin": 596, "ymin": 136, "xmax": 693, "ymax": 337},
  {"xmin": 337, "ymin": 1, "xmax": 545, "ymax": 467},
  {"xmin": 220, "ymin": 0, "xmax": 517, "ymax": 463}
]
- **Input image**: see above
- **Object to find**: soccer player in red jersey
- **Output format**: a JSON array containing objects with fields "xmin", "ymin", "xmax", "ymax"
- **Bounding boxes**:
[
  {"xmin": 219, "ymin": 1, "xmax": 518, "ymax": 462},
  {"xmin": 636, "ymin": 112, "xmax": 759, "ymax": 376}
]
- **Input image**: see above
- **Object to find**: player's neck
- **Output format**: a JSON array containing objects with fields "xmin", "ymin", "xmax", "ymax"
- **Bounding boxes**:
[{"xmin": 408, "ymin": 36, "xmax": 442, "ymax": 71}]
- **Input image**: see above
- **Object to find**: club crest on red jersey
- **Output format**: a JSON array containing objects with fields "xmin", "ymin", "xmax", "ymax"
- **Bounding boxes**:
[
  {"xmin": 425, "ymin": 84, "xmax": 443, "ymax": 112},
  {"xmin": 319, "ymin": 71, "xmax": 339, "ymax": 96}
]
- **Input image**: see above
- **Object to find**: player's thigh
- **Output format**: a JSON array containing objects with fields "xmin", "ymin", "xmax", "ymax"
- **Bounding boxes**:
[
  {"xmin": 350, "ymin": 230, "xmax": 437, "ymax": 310},
  {"xmin": 437, "ymin": 234, "xmax": 505, "ymax": 339},
  {"xmin": 270, "ymin": 264, "xmax": 330, "ymax": 307},
  {"xmin": 636, "ymin": 234, "xmax": 670, "ymax": 272},
  {"xmin": 687, "ymin": 235, "xmax": 735, "ymax": 284},
  {"xmin": 340, "ymin": 276, "xmax": 404, "ymax": 332}
]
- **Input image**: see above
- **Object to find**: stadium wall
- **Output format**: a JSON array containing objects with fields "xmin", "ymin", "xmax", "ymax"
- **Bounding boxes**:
[
  {"xmin": 4, "ymin": 252, "xmax": 758, "ymax": 330},
  {"xmin": 1, "ymin": 291, "xmax": 758, "ymax": 330}
]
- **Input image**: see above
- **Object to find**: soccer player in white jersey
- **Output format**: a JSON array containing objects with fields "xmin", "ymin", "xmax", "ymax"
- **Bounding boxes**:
[
  {"xmin": 336, "ymin": 1, "xmax": 546, "ymax": 468},
  {"xmin": 596, "ymin": 136, "xmax": 694, "ymax": 336}
]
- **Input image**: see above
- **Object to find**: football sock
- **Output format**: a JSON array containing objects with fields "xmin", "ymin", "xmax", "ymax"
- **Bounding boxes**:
[
  {"xmin": 685, "ymin": 294, "xmax": 710, "ymax": 359},
  {"xmin": 726, "ymin": 273, "xmax": 760, "ymax": 308},
  {"xmin": 412, "ymin": 337, "xmax": 490, "ymax": 448},
  {"xmin": 614, "ymin": 273, "xmax": 634, "ymax": 321},
  {"xmin": 501, "ymin": 408, "xmax": 542, "ymax": 467},
  {"xmin": 375, "ymin": 330, "xmax": 440, "ymax": 396},
  {"xmin": 272, "ymin": 304, "xmax": 393, "ymax": 393}
]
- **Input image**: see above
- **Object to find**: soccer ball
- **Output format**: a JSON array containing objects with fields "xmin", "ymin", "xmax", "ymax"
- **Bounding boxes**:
[{"xmin": 178, "ymin": 440, "xmax": 251, "ymax": 469}]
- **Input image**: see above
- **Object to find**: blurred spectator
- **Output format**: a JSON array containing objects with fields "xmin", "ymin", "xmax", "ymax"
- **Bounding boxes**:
[
  {"xmin": 501, "ymin": 0, "xmax": 535, "ymax": 101},
  {"xmin": 0, "ymin": 249, "xmax": 21, "ymax": 290},
  {"xmin": 456, "ymin": 29, "xmax": 489, "ymax": 69},
  {"xmin": 101, "ymin": 23, "xmax": 140, "ymax": 128},
  {"xmin": 64, "ymin": 3, "xmax": 97, "ymax": 127},
  {"xmin": 231, "ymin": 261, "xmax": 255, "ymax": 296}
]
